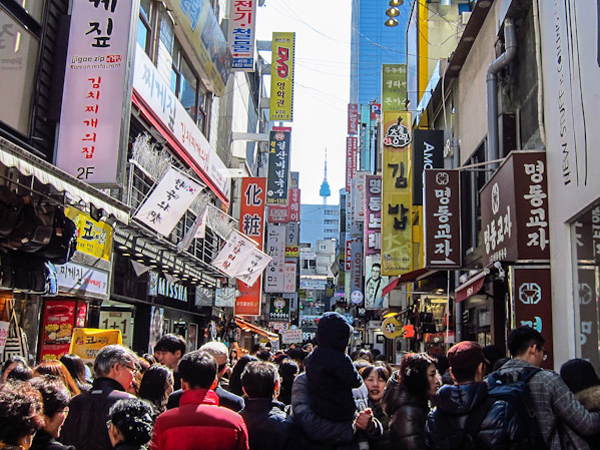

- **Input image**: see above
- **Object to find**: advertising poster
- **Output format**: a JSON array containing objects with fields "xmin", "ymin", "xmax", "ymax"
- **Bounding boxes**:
[
  {"xmin": 69, "ymin": 328, "xmax": 122, "ymax": 363},
  {"xmin": 381, "ymin": 111, "xmax": 413, "ymax": 275},
  {"xmin": 39, "ymin": 300, "xmax": 87, "ymax": 362},
  {"xmin": 364, "ymin": 254, "xmax": 388, "ymax": 310}
]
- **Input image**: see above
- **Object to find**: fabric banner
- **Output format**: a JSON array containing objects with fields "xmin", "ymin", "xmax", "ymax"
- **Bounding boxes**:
[
  {"xmin": 269, "ymin": 32, "xmax": 295, "ymax": 121},
  {"xmin": 212, "ymin": 231, "xmax": 258, "ymax": 278},
  {"xmin": 134, "ymin": 168, "xmax": 202, "ymax": 236},
  {"xmin": 381, "ymin": 112, "xmax": 413, "ymax": 275},
  {"xmin": 215, "ymin": 287, "xmax": 236, "ymax": 308},
  {"xmin": 264, "ymin": 224, "xmax": 286, "ymax": 293}
]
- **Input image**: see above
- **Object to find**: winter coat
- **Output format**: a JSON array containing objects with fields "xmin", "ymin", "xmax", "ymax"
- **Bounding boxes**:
[
  {"xmin": 498, "ymin": 359, "xmax": 600, "ymax": 450},
  {"xmin": 425, "ymin": 382, "xmax": 527, "ymax": 450},
  {"xmin": 113, "ymin": 443, "xmax": 145, "ymax": 450},
  {"xmin": 151, "ymin": 389, "xmax": 248, "ymax": 450},
  {"xmin": 240, "ymin": 398, "xmax": 302, "ymax": 450},
  {"xmin": 304, "ymin": 313, "xmax": 363, "ymax": 422},
  {"xmin": 60, "ymin": 377, "xmax": 134, "ymax": 450},
  {"xmin": 30, "ymin": 430, "xmax": 74, "ymax": 450},
  {"xmin": 368, "ymin": 400, "xmax": 391, "ymax": 450},
  {"xmin": 382, "ymin": 376, "xmax": 430, "ymax": 450},
  {"xmin": 575, "ymin": 385, "xmax": 600, "ymax": 450}
]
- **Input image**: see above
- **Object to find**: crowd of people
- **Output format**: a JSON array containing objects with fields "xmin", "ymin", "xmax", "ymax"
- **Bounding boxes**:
[{"xmin": 3, "ymin": 314, "xmax": 600, "ymax": 450}]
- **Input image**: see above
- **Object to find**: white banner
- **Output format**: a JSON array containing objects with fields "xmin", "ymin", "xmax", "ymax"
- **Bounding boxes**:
[
  {"xmin": 228, "ymin": 0, "xmax": 257, "ymax": 71},
  {"xmin": 282, "ymin": 329, "xmax": 303, "ymax": 344},
  {"xmin": 235, "ymin": 246, "xmax": 272, "ymax": 287},
  {"xmin": 212, "ymin": 231, "xmax": 257, "ymax": 278},
  {"xmin": 283, "ymin": 262, "xmax": 297, "ymax": 293},
  {"xmin": 134, "ymin": 168, "xmax": 202, "ymax": 236},
  {"xmin": 133, "ymin": 45, "xmax": 231, "ymax": 201},
  {"xmin": 215, "ymin": 287, "xmax": 236, "ymax": 308},
  {"xmin": 56, "ymin": 0, "xmax": 134, "ymax": 185},
  {"xmin": 264, "ymin": 224, "xmax": 286, "ymax": 293}
]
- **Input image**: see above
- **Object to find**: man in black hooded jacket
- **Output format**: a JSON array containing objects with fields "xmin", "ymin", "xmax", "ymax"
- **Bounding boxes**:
[{"xmin": 425, "ymin": 341, "xmax": 528, "ymax": 450}]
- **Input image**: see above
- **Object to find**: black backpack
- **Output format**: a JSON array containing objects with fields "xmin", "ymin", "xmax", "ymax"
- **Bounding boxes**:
[
  {"xmin": 486, "ymin": 367, "xmax": 549, "ymax": 449},
  {"xmin": 433, "ymin": 396, "xmax": 497, "ymax": 450}
]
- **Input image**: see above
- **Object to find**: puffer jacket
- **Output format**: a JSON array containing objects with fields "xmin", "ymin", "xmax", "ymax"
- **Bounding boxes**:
[
  {"xmin": 425, "ymin": 382, "xmax": 527, "ymax": 450},
  {"xmin": 576, "ymin": 385, "xmax": 600, "ymax": 450},
  {"xmin": 382, "ymin": 375, "xmax": 430, "ymax": 450},
  {"xmin": 240, "ymin": 398, "xmax": 301, "ymax": 450}
]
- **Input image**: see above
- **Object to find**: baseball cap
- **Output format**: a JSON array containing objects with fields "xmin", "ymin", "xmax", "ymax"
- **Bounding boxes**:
[
  {"xmin": 200, "ymin": 341, "xmax": 229, "ymax": 366},
  {"xmin": 447, "ymin": 341, "xmax": 489, "ymax": 371}
]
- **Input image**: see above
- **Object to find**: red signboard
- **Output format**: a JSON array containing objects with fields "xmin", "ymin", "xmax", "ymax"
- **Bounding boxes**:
[
  {"xmin": 480, "ymin": 151, "xmax": 550, "ymax": 265},
  {"xmin": 424, "ymin": 169, "xmax": 462, "ymax": 268},
  {"xmin": 348, "ymin": 103, "xmax": 359, "ymax": 135},
  {"xmin": 512, "ymin": 266, "xmax": 553, "ymax": 369},
  {"xmin": 39, "ymin": 299, "xmax": 88, "ymax": 362},
  {"xmin": 268, "ymin": 188, "xmax": 300, "ymax": 223},
  {"xmin": 346, "ymin": 137, "xmax": 358, "ymax": 191},
  {"xmin": 236, "ymin": 177, "xmax": 266, "ymax": 316}
]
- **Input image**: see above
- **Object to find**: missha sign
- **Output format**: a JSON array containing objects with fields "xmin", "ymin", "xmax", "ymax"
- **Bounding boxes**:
[{"xmin": 148, "ymin": 272, "xmax": 188, "ymax": 302}]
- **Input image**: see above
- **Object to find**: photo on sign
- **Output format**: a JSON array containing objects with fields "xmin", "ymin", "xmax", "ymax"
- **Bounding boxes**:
[{"xmin": 364, "ymin": 255, "xmax": 388, "ymax": 310}]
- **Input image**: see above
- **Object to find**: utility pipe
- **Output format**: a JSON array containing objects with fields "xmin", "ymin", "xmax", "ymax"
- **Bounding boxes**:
[{"xmin": 486, "ymin": 18, "xmax": 517, "ymax": 174}]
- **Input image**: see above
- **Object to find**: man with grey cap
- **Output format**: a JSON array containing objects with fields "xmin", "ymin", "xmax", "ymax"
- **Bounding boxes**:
[
  {"xmin": 425, "ymin": 341, "xmax": 527, "ymax": 450},
  {"xmin": 167, "ymin": 341, "xmax": 244, "ymax": 412},
  {"xmin": 61, "ymin": 344, "xmax": 137, "ymax": 450}
]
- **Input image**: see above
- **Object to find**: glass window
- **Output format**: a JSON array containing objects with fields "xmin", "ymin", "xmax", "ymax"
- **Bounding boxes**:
[
  {"xmin": 180, "ymin": 57, "xmax": 197, "ymax": 120},
  {"xmin": 18, "ymin": 0, "xmax": 45, "ymax": 23},
  {"xmin": 0, "ymin": 8, "xmax": 39, "ymax": 135},
  {"xmin": 136, "ymin": 16, "xmax": 149, "ymax": 52}
]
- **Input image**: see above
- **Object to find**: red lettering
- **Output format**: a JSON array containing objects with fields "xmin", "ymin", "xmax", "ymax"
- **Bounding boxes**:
[{"xmin": 276, "ymin": 47, "xmax": 289, "ymax": 77}]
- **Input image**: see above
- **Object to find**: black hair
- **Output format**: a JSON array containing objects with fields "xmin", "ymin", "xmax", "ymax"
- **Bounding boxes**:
[
  {"xmin": 560, "ymin": 358, "xmax": 600, "ymax": 394},
  {"xmin": 450, "ymin": 363, "xmax": 479, "ymax": 383},
  {"xmin": 154, "ymin": 334, "xmax": 186, "ymax": 356},
  {"xmin": 399, "ymin": 353, "xmax": 435, "ymax": 396},
  {"xmin": 138, "ymin": 365, "xmax": 173, "ymax": 416},
  {"xmin": 493, "ymin": 357, "xmax": 510, "ymax": 372},
  {"xmin": 241, "ymin": 361, "xmax": 278, "ymax": 399},
  {"xmin": 228, "ymin": 355, "xmax": 259, "ymax": 397},
  {"xmin": 0, "ymin": 381, "xmax": 43, "ymax": 445},
  {"xmin": 30, "ymin": 376, "xmax": 70, "ymax": 417},
  {"xmin": 178, "ymin": 351, "xmax": 217, "ymax": 389},
  {"xmin": 142, "ymin": 354, "xmax": 157, "ymax": 366},
  {"xmin": 2, "ymin": 355, "xmax": 27, "ymax": 375},
  {"xmin": 435, "ymin": 355, "xmax": 450, "ymax": 375},
  {"xmin": 60, "ymin": 354, "xmax": 88, "ymax": 388},
  {"xmin": 108, "ymin": 399, "xmax": 153, "ymax": 446},
  {"xmin": 256, "ymin": 349, "xmax": 272, "ymax": 362},
  {"xmin": 360, "ymin": 364, "xmax": 392, "ymax": 382},
  {"xmin": 507, "ymin": 326, "xmax": 545, "ymax": 357},
  {"xmin": 7, "ymin": 364, "xmax": 33, "ymax": 382}
]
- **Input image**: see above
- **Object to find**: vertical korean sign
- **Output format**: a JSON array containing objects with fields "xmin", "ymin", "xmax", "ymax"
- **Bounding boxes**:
[
  {"xmin": 348, "ymin": 104, "xmax": 359, "ymax": 135},
  {"xmin": 424, "ymin": 169, "xmax": 461, "ymax": 268},
  {"xmin": 237, "ymin": 177, "xmax": 266, "ymax": 316},
  {"xmin": 267, "ymin": 128, "xmax": 291, "ymax": 205},
  {"xmin": 264, "ymin": 224, "xmax": 286, "ymax": 293},
  {"xmin": 381, "ymin": 64, "xmax": 407, "ymax": 112},
  {"xmin": 228, "ymin": 0, "xmax": 257, "ymax": 71},
  {"xmin": 365, "ymin": 175, "xmax": 382, "ymax": 256},
  {"xmin": 269, "ymin": 32, "xmax": 295, "ymax": 121},
  {"xmin": 56, "ymin": 0, "xmax": 135, "ymax": 186},
  {"xmin": 381, "ymin": 112, "xmax": 413, "ymax": 275},
  {"xmin": 346, "ymin": 137, "xmax": 358, "ymax": 191}
]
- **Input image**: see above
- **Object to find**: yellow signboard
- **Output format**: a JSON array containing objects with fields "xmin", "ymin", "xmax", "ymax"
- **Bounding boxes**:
[
  {"xmin": 382, "ymin": 316, "xmax": 404, "ymax": 339},
  {"xmin": 381, "ymin": 111, "xmax": 413, "ymax": 275},
  {"xmin": 69, "ymin": 328, "xmax": 122, "ymax": 362},
  {"xmin": 65, "ymin": 207, "xmax": 113, "ymax": 261},
  {"xmin": 269, "ymin": 32, "xmax": 295, "ymax": 122}
]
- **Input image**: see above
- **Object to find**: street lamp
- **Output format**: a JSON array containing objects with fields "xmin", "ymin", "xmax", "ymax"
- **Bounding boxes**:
[
  {"xmin": 389, "ymin": 0, "xmax": 404, "ymax": 6},
  {"xmin": 384, "ymin": 5, "xmax": 400, "ymax": 27}
]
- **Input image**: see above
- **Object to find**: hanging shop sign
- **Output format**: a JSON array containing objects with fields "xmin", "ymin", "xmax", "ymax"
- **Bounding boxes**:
[
  {"xmin": 236, "ymin": 177, "xmax": 267, "ymax": 316},
  {"xmin": 267, "ymin": 129, "xmax": 291, "ymax": 205},
  {"xmin": 283, "ymin": 262, "xmax": 297, "ymax": 293},
  {"xmin": 212, "ymin": 231, "xmax": 271, "ymax": 287},
  {"xmin": 133, "ymin": 46, "xmax": 231, "ymax": 202},
  {"xmin": 228, "ymin": 0, "xmax": 257, "ymax": 71},
  {"xmin": 195, "ymin": 286, "xmax": 214, "ymax": 307},
  {"xmin": 55, "ymin": 0, "xmax": 134, "ymax": 186},
  {"xmin": 215, "ymin": 287, "xmax": 236, "ymax": 308},
  {"xmin": 348, "ymin": 103, "xmax": 359, "ymax": 135},
  {"xmin": 134, "ymin": 168, "xmax": 202, "ymax": 236},
  {"xmin": 99, "ymin": 310, "xmax": 133, "ymax": 349},
  {"xmin": 268, "ymin": 188, "xmax": 300, "ymax": 223},
  {"xmin": 352, "ymin": 173, "xmax": 367, "ymax": 223},
  {"xmin": 365, "ymin": 175, "xmax": 382, "ymax": 256},
  {"xmin": 69, "ymin": 328, "xmax": 122, "ymax": 363},
  {"xmin": 269, "ymin": 296, "xmax": 290, "ymax": 321},
  {"xmin": 350, "ymin": 238, "xmax": 364, "ymax": 298},
  {"xmin": 381, "ymin": 64, "xmax": 407, "ymax": 112},
  {"xmin": 382, "ymin": 315, "xmax": 404, "ymax": 339},
  {"xmin": 269, "ymin": 32, "xmax": 295, "ymax": 121},
  {"xmin": 282, "ymin": 328, "xmax": 303, "ymax": 344},
  {"xmin": 164, "ymin": 0, "xmax": 232, "ymax": 95},
  {"xmin": 511, "ymin": 266, "xmax": 553, "ymax": 369},
  {"xmin": 481, "ymin": 151, "xmax": 550, "ymax": 265},
  {"xmin": 381, "ymin": 111, "xmax": 413, "ymax": 275},
  {"xmin": 265, "ymin": 224, "xmax": 286, "ymax": 293},
  {"xmin": 413, "ymin": 130, "xmax": 444, "ymax": 205},
  {"xmin": 39, "ymin": 300, "xmax": 87, "ymax": 362},
  {"xmin": 424, "ymin": 169, "xmax": 462, "ymax": 269},
  {"xmin": 65, "ymin": 207, "xmax": 113, "ymax": 261},
  {"xmin": 346, "ymin": 137, "xmax": 358, "ymax": 192},
  {"xmin": 56, "ymin": 262, "xmax": 110, "ymax": 299}
]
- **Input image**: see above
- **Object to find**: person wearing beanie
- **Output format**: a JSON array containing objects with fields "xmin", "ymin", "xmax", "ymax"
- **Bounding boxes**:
[
  {"xmin": 425, "ymin": 341, "xmax": 527, "ymax": 450},
  {"xmin": 107, "ymin": 399, "xmax": 154, "ymax": 450}
]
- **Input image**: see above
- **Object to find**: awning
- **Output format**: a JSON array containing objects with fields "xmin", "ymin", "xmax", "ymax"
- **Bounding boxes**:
[
  {"xmin": 0, "ymin": 136, "xmax": 130, "ymax": 224},
  {"xmin": 382, "ymin": 268, "xmax": 439, "ymax": 297},
  {"xmin": 234, "ymin": 317, "xmax": 279, "ymax": 342},
  {"xmin": 455, "ymin": 262, "xmax": 504, "ymax": 303}
]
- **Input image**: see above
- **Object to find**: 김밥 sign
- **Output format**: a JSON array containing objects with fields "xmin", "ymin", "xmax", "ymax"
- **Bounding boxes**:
[
  {"xmin": 424, "ymin": 169, "xmax": 461, "ymax": 268},
  {"xmin": 56, "ymin": 0, "xmax": 134, "ymax": 185}
]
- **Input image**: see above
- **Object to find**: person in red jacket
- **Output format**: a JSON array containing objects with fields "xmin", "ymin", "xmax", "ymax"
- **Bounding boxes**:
[{"xmin": 150, "ymin": 350, "xmax": 248, "ymax": 450}]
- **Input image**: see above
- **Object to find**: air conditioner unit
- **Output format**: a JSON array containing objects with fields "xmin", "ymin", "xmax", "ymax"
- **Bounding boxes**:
[{"xmin": 462, "ymin": 11, "xmax": 472, "ymax": 24}]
